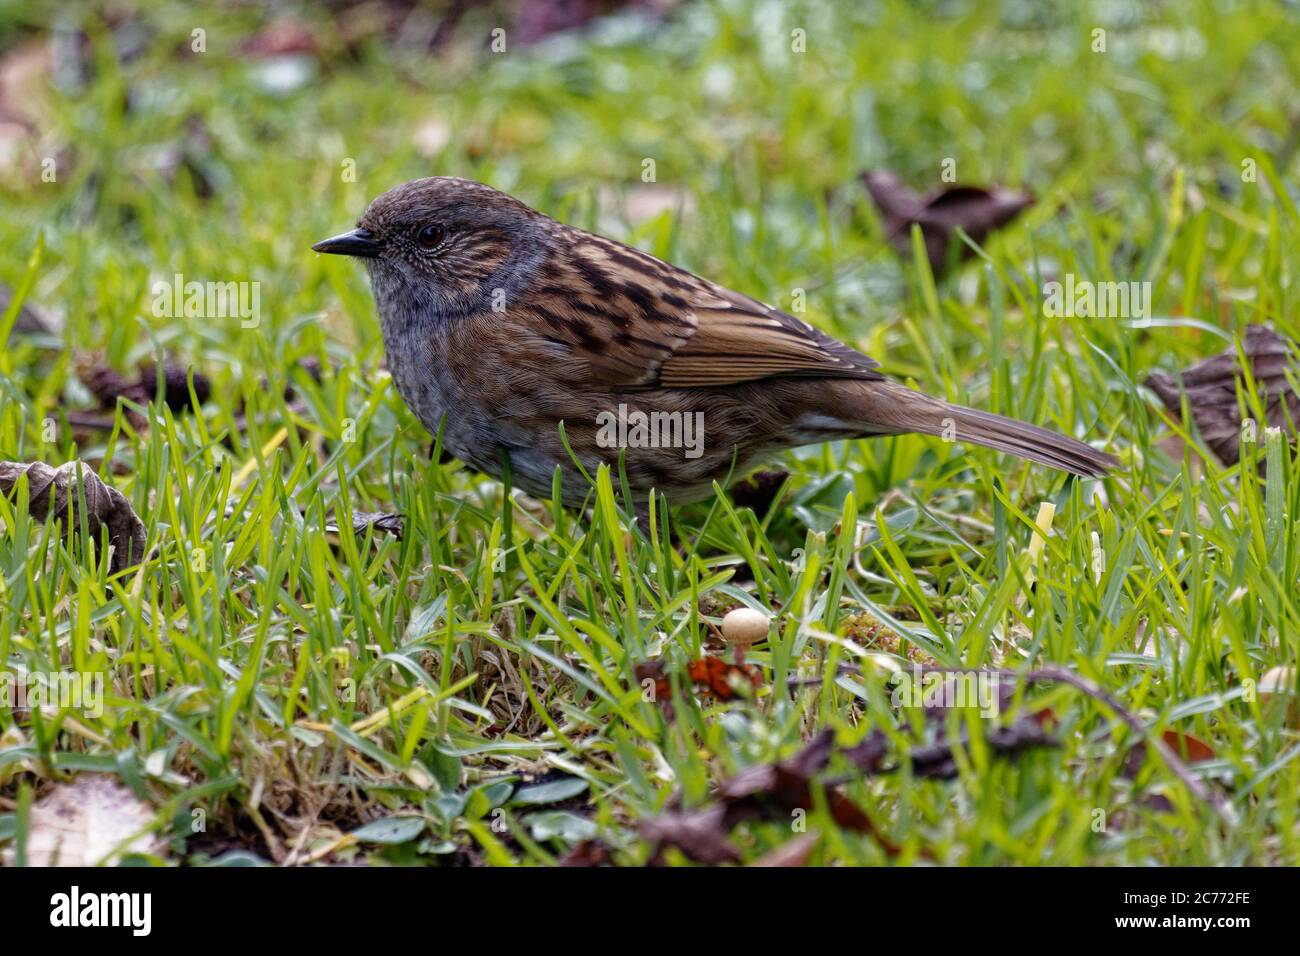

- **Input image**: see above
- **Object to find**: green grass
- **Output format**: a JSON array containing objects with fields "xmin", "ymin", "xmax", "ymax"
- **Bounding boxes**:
[{"xmin": 1, "ymin": 0, "xmax": 1299, "ymax": 865}]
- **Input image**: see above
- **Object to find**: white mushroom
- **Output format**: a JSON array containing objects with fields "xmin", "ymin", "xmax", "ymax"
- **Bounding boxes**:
[
  {"xmin": 1259, "ymin": 666, "xmax": 1297, "ymax": 726},
  {"xmin": 722, "ymin": 607, "xmax": 770, "ymax": 649}
]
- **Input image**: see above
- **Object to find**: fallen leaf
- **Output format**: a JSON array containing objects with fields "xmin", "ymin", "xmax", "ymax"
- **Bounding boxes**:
[
  {"xmin": 1135, "ymin": 793, "xmax": 1176, "ymax": 814},
  {"xmin": 840, "ymin": 729, "xmax": 889, "ymax": 773},
  {"xmin": 686, "ymin": 656, "xmax": 763, "ymax": 699},
  {"xmin": 0, "ymin": 460, "xmax": 147, "ymax": 572},
  {"xmin": 907, "ymin": 718, "xmax": 1057, "ymax": 780},
  {"xmin": 639, "ymin": 804, "xmax": 740, "ymax": 865},
  {"xmin": 718, "ymin": 727, "xmax": 837, "ymax": 805},
  {"xmin": 558, "ymin": 839, "xmax": 614, "ymax": 866},
  {"xmin": 636, "ymin": 655, "xmax": 763, "ymax": 709},
  {"xmin": 327, "ymin": 510, "xmax": 405, "ymax": 541},
  {"xmin": 1160, "ymin": 729, "xmax": 1215, "ymax": 763},
  {"xmin": 73, "ymin": 353, "xmax": 213, "ymax": 425},
  {"xmin": 1, "ymin": 283, "xmax": 58, "ymax": 336},
  {"xmin": 647, "ymin": 728, "xmax": 904, "ymax": 861},
  {"xmin": 862, "ymin": 170, "xmax": 1034, "ymax": 276},
  {"xmin": 138, "ymin": 358, "xmax": 213, "ymax": 411},
  {"xmin": 1144, "ymin": 325, "xmax": 1298, "ymax": 467},
  {"xmin": 75, "ymin": 353, "xmax": 149, "ymax": 412},
  {"xmin": 1123, "ymin": 730, "xmax": 1215, "ymax": 784},
  {"xmin": 638, "ymin": 700, "xmax": 1057, "ymax": 862},
  {"xmin": 750, "ymin": 832, "xmax": 818, "ymax": 867}
]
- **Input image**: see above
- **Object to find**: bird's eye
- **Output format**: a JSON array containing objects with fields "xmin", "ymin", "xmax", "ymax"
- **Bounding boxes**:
[{"xmin": 416, "ymin": 223, "xmax": 444, "ymax": 249}]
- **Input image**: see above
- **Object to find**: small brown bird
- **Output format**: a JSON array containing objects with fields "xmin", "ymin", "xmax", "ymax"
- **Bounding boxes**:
[{"xmin": 314, "ymin": 177, "xmax": 1115, "ymax": 508}]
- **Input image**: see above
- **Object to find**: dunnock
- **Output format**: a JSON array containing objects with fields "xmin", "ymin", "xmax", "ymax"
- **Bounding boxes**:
[{"xmin": 314, "ymin": 177, "xmax": 1115, "ymax": 508}]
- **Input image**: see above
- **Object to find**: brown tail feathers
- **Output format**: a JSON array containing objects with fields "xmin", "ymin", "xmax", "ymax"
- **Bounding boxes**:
[{"xmin": 859, "ymin": 381, "xmax": 1117, "ymax": 478}]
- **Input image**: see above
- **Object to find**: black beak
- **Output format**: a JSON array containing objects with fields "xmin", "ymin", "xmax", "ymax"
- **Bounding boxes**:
[{"xmin": 312, "ymin": 227, "xmax": 381, "ymax": 258}]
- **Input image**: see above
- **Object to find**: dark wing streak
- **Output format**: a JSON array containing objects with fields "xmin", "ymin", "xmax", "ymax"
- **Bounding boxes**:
[{"xmin": 536, "ymin": 228, "xmax": 884, "ymax": 390}]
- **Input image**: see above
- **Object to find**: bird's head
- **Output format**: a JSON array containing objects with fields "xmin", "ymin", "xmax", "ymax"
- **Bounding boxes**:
[{"xmin": 313, "ymin": 176, "xmax": 546, "ymax": 318}]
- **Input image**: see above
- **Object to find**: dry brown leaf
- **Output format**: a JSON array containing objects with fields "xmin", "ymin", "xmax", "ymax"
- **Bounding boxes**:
[
  {"xmin": 1145, "ymin": 325, "xmax": 1298, "ymax": 467},
  {"xmin": 862, "ymin": 170, "xmax": 1034, "ymax": 276},
  {"xmin": 0, "ymin": 460, "xmax": 147, "ymax": 572},
  {"xmin": 0, "ymin": 283, "xmax": 58, "ymax": 336},
  {"xmin": 750, "ymin": 832, "xmax": 819, "ymax": 867},
  {"xmin": 325, "ymin": 510, "xmax": 405, "ymax": 541},
  {"xmin": 1160, "ymin": 729, "xmax": 1215, "ymax": 763}
]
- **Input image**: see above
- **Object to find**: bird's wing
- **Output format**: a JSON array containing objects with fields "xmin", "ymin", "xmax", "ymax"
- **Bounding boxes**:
[{"xmin": 521, "ymin": 231, "xmax": 883, "ymax": 389}]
